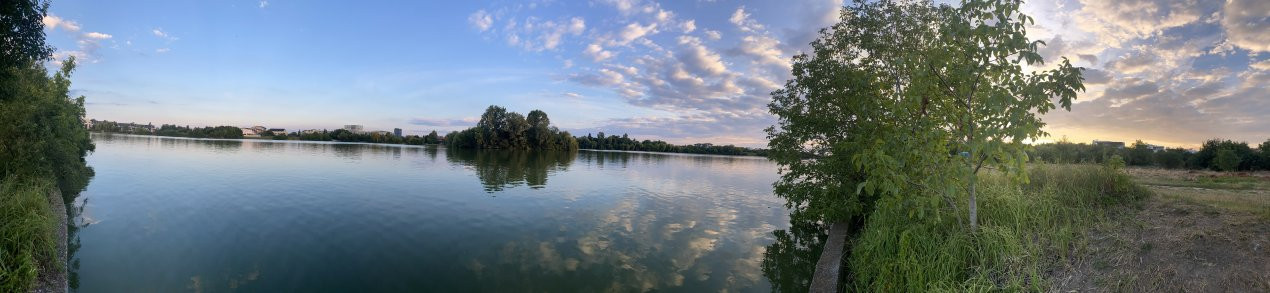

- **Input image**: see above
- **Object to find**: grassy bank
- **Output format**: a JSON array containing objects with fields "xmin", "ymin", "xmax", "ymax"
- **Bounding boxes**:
[
  {"xmin": 0, "ymin": 178, "xmax": 59, "ymax": 292},
  {"xmin": 846, "ymin": 164, "xmax": 1150, "ymax": 291}
]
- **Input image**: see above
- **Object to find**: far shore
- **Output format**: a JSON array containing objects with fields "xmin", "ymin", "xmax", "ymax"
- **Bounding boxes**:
[{"xmin": 88, "ymin": 132, "xmax": 770, "ymax": 158}]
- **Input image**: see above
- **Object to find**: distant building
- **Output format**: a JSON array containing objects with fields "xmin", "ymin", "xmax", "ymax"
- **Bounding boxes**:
[
  {"xmin": 1092, "ymin": 140, "xmax": 1125, "ymax": 149},
  {"xmin": 267, "ymin": 128, "xmax": 286, "ymax": 135},
  {"xmin": 301, "ymin": 129, "xmax": 323, "ymax": 135},
  {"xmin": 1146, "ymin": 144, "xmax": 1166, "ymax": 152},
  {"xmin": 343, "ymin": 125, "xmax": 364, "ymax": 134},
  {"xmin": 394, "ymin": 128, "xmax": 402, "ymax": 137},
  {"xmin": 241, "ymin": 128, "xmax": 260, "ymax": 137},
  {"xmin": 370, "ymin": 130, "xmax": 391, "ymax": 136}
]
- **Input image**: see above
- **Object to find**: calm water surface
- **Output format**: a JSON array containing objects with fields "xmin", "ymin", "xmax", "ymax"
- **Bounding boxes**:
[{"xmin": 73, "ymin": 133, "xmax": 790, "ymax": 292}]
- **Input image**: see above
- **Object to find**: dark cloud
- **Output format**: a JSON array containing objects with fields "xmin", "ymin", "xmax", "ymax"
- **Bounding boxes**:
[
  {"xmin": 1081, "ymin": 68, "xmax": 1113, "ymax": 85},
  {"xmin": 1101, "ymin": 78, "xmax": 1159, "ymax": 105},
  {"xmin": 1078, "ymin": 54, "xmax": 1099, "ymax": 64}
]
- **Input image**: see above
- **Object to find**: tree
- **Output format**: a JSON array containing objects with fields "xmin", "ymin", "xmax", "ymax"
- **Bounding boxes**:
[
  {"xmin": 1261, "ymin": 139, "xmax": 1270, "ymax": 170},
  {"xmin": 448, "ymin": 106, "xmax": 577, "ymax": 151},
  {"xmin": 1154, "ymin": 148, "xmax": 1188, "ymax": 169},
  {"xmin": 766, "ymin": 0, "xmax": 1082, "ymax": 232},
  {"xmin": 425, "ymin": 130, "xmax": 439, "ymax": 144},
  {"xmin": 0, "ymin": 0, "xmax": 54, "ymax": 69},
  {"xmin": 1191, "ymin": 139, "xmax": 1255, "ymax": 171},
  {"xmin": 1126, "ymin": 140, "xmax": 1154, "ymax": 166},
  {"xmin": 526, "ymin": 110, "xmax": 552, "ymax": 148},
  {"xmin": 1214, "ymin": 149, "xmax": 1241, "ymax": 172}
]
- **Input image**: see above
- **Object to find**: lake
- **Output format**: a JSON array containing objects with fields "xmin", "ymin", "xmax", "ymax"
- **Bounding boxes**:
[{"xmin": 70, "ymin": 133, "xmax": 792, "ymax": 292}]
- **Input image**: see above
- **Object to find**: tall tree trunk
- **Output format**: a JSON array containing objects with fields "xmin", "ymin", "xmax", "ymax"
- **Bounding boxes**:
[
  {"xmin": 968, "ymin": 109, "xmax": 978, "ymax": 233},
  {"xmin": 968, "ymin": 171, "xmax": 977, "ymax": 232}
]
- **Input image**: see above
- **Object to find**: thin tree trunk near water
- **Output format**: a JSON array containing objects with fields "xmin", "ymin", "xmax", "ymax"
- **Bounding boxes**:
[{"xmin": 968, "ymin": 171, "xmax": 978, "ymax": 232}]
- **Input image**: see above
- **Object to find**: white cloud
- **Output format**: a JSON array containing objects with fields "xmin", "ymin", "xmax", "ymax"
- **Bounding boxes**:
[
  {"xmin": 469, "ymin": 10, "xmax": 493, "ymax": 32},
  {"xmin": 610, "ymin": 22, "xmax": 658, "ymax": 46},
  {"xmin": 584, "ymin": 43, "xmax": 615, "ymax": 61},
  {"xmin": 729, "ymin": 6, "xmax": 765, "ymax": 32},
  {"xmin": 676, "ymin": 36, "xmax": 727, "ymax": 76},
  {"xmin": 704, "ymin": 30, "xmax": 722, "ymax": 40},
  {"xmin": 601, "ymin": 0, "xmax": 641, "ymax": 15},
  {"xmin": 680, "ymin": 20, "xmax": 696, "ymax": 33},
  {"xmin": 82, "ymin": 32, "xmax": 112, "ymax": 39},
  {"xmin": 42, "ymin": 14, "xmax": 81, "ymax": 32},
  {"xmin": 152, "ymin": 28, "xmax": 178, "ymax": 40},
  {"xmin": 494, "ymin": 16, "xmax": 588, "ymax": 51},
  {"xmin": 656, "ymin": 9, "xmax": 673, "ymax": 23},
  {"xmin": 737, "ymin": 35, "xmax": 788, "ymax": 68},
  {"xmin": 259, "ymin": 0, "xmax": 268, "ymax": 8},
  {"xmin": 1221, "ymin": 0, "xmax": 1270, "ymax": 52},
  {"xmin": 156, "ymin": 48, "xmax": 170, "ymax": 53},
  {"xmin": 569, "ymin": 68, "xmax": 626, "ymax": 86},
  {"xmin": 568, "ymin": 17, "xmax": 586, "ymax": 35},
  {"xmin": 1076, "ymin": 0, "xmax": 1209, "ymax": 45},
  {"xmin": 1251, "ymin": 59, "xmax": 1270, "ymax": 71},
  {"xmin": 43, "ymin": 15, "xmax": 113, "ymax": 63},
  {"xmin": 1104, "ymin": 50, "xmax": 1157, "ymax": 74}
]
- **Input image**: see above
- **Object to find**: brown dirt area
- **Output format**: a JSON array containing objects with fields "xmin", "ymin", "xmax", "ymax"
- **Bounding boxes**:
[{"xmin": 1051, "ymin": 168, "xmax": 1270, "ymax": 292}]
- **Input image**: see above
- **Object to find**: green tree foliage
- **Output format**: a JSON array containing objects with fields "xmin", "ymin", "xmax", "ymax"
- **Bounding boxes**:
[
  {"xmin": 1191, "ymin": 139, "xmax": 1257, "ymax": 171},
  {"xmin": 424, "ymin": 130, "xmax": 440, "ymax": 144},
  {"xmin": 1261, "ymin": 139, "xmax": 1270, "ymax": 170},
  {"xmin": 1154, "ymin": 148, "xmax": 1188, "ymax": 169},
  {"xmin": 1030, "ymin": 138, "xmax": 1270, "ymax": 171},
  {"xmin": 446, "ymin": 106, "xmax": 578, "ymax": 151},
  {"xmin": 0, "ymin": 58, "xmax": 95, "ymax": 193},
  {"xmin": 766, "ymin": 0, "xmax": 1082, "ymax": 231},
  {"xmin": 0, "ymin": 1, "xmax": 95, "ymax": 287},
  {"xmin": 0, "ymin": 0, "xmax": 53, "ymax": 69},
  {"xmin": 1214, "ymin": 149, "xmax": 1241, "ymax": 172},
  {"xmin": 1125, "ymin": 140, "xmax": 1154, "ymax": 166}
]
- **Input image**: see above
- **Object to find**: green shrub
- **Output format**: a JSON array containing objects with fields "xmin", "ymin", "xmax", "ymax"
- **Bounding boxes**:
[
  {"xmin": 1215, "ymin": 149, "xmax": 1241, "ymax": 172},
  {"xmin": 0, "ymin": 178, "xmax": 58, "ymax": 292}
]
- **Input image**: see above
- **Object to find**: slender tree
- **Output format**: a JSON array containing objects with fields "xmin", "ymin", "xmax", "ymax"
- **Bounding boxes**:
[{"xmin": 767, "ymin": 0, "xmax": 1083, "ymax": 232}]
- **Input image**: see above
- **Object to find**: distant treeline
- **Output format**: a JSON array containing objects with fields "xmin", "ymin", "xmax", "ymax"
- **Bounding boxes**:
[
  {"xmin": 89, "ymin": 121, "xmax": 243, "ymax": 139},
  {"xmin": 294, "ymin": 129, "xmax": 442, "ymax": 145},
  {"xmin": 88, "ymin": 119, "xmax": 446, "ymax": 145},
  {"xmin": 1030, "ymin": 139, "xmax": 1270, "ymax": 171},
  {"xmin": 575, "ymin": 132, "xmax": 768, "ymax": 156},
  {"xmin": 91, "ymin": 105, "xmax": 768, "ymax": 157},
  {"xmin": 445, "ymin": 106, "xmax": 579, "ymax": 151}
]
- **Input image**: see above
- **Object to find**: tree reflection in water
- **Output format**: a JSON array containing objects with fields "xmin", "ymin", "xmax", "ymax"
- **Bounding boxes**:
[
  {"xmin": 63, "ymin": 165, "xmax": 95, "ymax": 291},
  {"xmin": 760, "ymin": 218, "xmax": 828, "ymax": 292},
  {"xmin": 445, "ymin": 148, "xmax": 576, "ymax": 192}
]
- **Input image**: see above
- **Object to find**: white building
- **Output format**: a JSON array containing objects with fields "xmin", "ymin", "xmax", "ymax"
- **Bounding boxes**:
[
  {"xmin": 344, "ymin": 125, "xmax": 364, "ymax": 134},
  {"xmin": 241, "ymin": 128, "xmax": 260, "ymax": 137}
]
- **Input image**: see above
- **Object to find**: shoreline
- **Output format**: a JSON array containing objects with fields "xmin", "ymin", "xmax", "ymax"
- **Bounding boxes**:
[
  {"xmin": 31, "ymin": 188, "xmax": 67, "ymax": 293},
  {"xmin": 89, "ymin": 132, "xmax": 769, "ymax": 158}
]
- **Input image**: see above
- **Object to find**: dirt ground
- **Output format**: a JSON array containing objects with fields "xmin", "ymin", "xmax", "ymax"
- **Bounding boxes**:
[{"xmin": 1051, "ymin": 168, "xmax": 1270, "ymax": 292}]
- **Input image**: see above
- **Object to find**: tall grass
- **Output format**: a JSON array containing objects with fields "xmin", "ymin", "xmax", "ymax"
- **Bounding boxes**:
[
  {"xmin": 0, "ymin": 178, "xmax": 59, "ymax": 292},
  {"xmin": 847, "ymin": 164, "xmax": 1149, "ymax": 291}
]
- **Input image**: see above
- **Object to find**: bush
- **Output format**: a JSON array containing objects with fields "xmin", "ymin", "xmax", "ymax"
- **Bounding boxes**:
[
  {"xmin": 0, "ymin": 178, "xmax": 58, "ymax": 292},
  {"xmin": 1215, "ymin": 149, "xmax": 1241, "ymax": 172}
]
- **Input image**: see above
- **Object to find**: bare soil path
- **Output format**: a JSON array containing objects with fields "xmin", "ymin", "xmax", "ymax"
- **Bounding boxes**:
[{"xmin": 1052, "ymin": 169, "xmax": 1270, "ymax": 292}]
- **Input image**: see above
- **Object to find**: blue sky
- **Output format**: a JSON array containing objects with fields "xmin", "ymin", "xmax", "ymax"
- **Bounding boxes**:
[{"xmin": 43, "ymin": 0, "xmax": 1269, "ymax": 148}]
